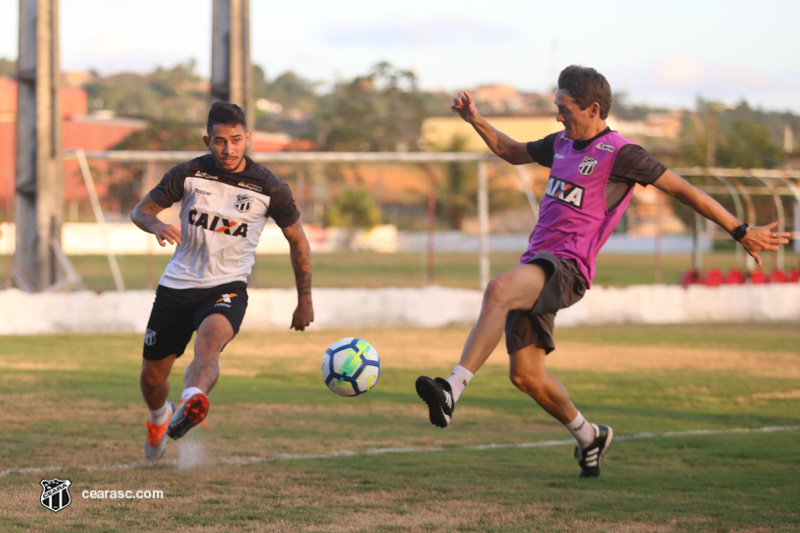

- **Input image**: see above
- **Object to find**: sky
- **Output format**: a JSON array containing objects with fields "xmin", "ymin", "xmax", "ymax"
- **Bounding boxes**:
[{"xmin": 2, "ymin": 0, "xmax": 800, "ymax": 114}]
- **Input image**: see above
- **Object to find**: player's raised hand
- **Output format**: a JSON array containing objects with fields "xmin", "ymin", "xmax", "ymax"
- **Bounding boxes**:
[
  {"xmin": 739, "ymin": 220, "xmax": 790, "ymax": 267},
  {"xmin": 451, "ymin": 91, "xmax": 480, "ymax": 123}
]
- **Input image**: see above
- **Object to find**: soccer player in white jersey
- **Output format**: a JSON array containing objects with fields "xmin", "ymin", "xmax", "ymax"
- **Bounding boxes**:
[{"xmin": 131, "ymin": 102, "xmax": 314, "ymax": 460}]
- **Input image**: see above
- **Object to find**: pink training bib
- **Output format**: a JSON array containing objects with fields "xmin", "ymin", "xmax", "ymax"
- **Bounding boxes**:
[{"xmin": 521, "ymin": 130, "xmax": 635, "ymax": 287}]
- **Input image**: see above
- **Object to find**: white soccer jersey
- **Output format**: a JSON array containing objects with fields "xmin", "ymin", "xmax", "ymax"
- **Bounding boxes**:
[{"xmin": 149, "ymin": 155, "xmax": 299, "ymax": 289}]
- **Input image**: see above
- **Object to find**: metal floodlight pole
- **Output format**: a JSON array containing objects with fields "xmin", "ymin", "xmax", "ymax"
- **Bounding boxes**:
[
  {"xmin": 211, "ymin": 0, "xmax": 253, "ymax": 131},
  {"xmin": 15, "ymin": 0, "xmax": 63, "ymax": 292}
]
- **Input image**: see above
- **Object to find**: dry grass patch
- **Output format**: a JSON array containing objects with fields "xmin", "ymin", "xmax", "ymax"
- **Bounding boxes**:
[
  {"xmin": 226, "ymin": 327, "xmax": 800, "ymax": 378},
  {"xmin": 550, "ymin": 343, "xmax": 800, "ymax": 377},
  {"xmin": 225, "ymin": 328, "xmax": 509, "ymax": 376}
]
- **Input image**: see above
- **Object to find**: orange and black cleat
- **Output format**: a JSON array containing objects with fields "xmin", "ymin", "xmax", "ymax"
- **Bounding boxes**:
[{"xmin": 167, "ymin": 393, "xmax": 211, "ymax": 440}]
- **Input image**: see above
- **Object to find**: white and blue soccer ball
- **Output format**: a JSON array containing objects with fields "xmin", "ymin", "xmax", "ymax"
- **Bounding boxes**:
[{"xmin": 321, "ymin": 337, "xmax": 380, "ymax": 397}]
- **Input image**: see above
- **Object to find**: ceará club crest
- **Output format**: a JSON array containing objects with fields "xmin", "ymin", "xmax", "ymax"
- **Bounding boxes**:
[
  {"xmin": 578, "ymin": 156, "xmax": 598, "ymax": 176},
  {"xmin": 234, "ymin": 194, "xmax": 253, "ymax": 213},
  {"xmin": 40, "ymin": 478, "xmax": 72, "ymax": 513}
]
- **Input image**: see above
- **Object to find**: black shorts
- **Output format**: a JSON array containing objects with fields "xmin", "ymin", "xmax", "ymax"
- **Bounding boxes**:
[
  {"xmin": 504, "ymin": 251, "xmax": 587, "ymax": 355},
  {"xmin": 142, "ymin": 281, "xmax": 249, "ymax": 361}
]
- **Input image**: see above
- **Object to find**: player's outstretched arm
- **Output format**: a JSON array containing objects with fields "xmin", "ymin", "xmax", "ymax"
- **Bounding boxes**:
[
  {"xmin": 452, "ymin": 91, "xmax": 533, "ymax": 165},
  {"xmin": 653, "ymin": 169, "xmax": 790, "ymax": 266},
  {"xmin": 282, "ymin": 219, "xmax": 314, "ymax": 331},
  {"xmin": 130, "ymin": 193, "xmax": 181, "ymax": 247}
]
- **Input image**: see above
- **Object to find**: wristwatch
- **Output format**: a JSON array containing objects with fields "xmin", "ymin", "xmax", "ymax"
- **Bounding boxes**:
[{"xmin": 731, "ymin": 223, "xmax": 749, "ymax": 241}]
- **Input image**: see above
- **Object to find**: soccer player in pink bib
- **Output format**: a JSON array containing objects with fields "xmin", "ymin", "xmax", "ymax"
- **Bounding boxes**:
[{"xmin": 416, "ymin": 65, "xmax": 789, "ymax": 478}]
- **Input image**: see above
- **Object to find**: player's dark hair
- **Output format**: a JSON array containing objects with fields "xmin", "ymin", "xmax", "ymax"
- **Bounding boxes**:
[
  {"xmin": 557, "ymin": 65, "xmax": 612, "ymax": 119},
  {"xmin": 207, "ymin": 101, "xmax": 247, "ymax": 133}
]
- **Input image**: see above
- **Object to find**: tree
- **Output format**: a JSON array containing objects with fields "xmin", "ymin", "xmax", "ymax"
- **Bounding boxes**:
[
  {"xmin": 326, "ymin": 187, "xmax": 382, "ymax": 229},
  {"xmin": 83, "ymin": 61, "xmax": 207, "ymax": 122},
  {"xmin": 252, "ymin": 64, "xmax": 270, "ymax": 100},
  {"xmin": 252, "ymin": 66, "xmax": 319, "ymax": 137},
  {"xmin": 315, "ymin": 61, "xmax": 427, "ymax": 151},
  {"xmin": 435, "ymin": 134, "xmax": 476, "ymax": 230},
  {"xmin": 610, "ymin": 92, "xmax": 664, "ymax": 121},
  {"xmin": 267, "ymin": 71, "xmax": 319, "ymax": 113},
  {"xmin": 716, "ymin": 117, "xmax": 784, "ymax": 169},
  {"xmin": 114, "ymin": 120, "xmax": 205, "ymax": 152},
  {"xmin": 678, "ymin": 100, "xmax": 786, "ymax": 168},
  {"xmin": 326, "ymin": 187, "xmax": 382, "ymax": 249},
  {"xmin": 677, "ymin": 112, "xmax": 709, "ymax": 167}
]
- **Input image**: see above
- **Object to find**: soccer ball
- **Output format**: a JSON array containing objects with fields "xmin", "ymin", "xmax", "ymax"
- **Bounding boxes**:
[{"xmin": 321, "ymin": 337, "xmax": 380, "ymax": 397}]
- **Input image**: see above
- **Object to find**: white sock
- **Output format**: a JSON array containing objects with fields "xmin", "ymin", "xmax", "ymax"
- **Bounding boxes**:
[
  {"xmin": 181, "ymin": 386, "xmax": 204, "ymax": 401},
  {"xmin": 446, "ymin": 365, "xmax": 474, "ymax": 403},
  {"xmin": 149, "ymin": 403, "xmax": 169, "ymax": 425},
  {"xmin": 566, "ymin": 412, "xmax": 596, "ymax": 449}
]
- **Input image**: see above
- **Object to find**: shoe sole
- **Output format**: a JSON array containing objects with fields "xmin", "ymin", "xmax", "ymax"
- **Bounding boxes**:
[
  {"xmin": 597, "ymin": 426, "xmax": 614, "ymax": 467},
  {"xmin": 415, "ymin": 377, "xmax": 450, "ymax": 428},
  {"xmin": 579, "ymin": 426, "xmax": 614, "ymax": 478},
  {"xmin": 167, "ymin": 394, "xmax": 209, "ymax": 440},
  {"xmin": 144, "ymin": 435, "xmax": 167, "ymax": 461}
]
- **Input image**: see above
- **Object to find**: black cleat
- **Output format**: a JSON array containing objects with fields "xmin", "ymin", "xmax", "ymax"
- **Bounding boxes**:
[
  {"xmin": 574, "ymin": 424, "xmax": 613, "ymax": 478},
  {"xmin": 415, "ymin": 376, "xmax": 454, "ymax": 428}
]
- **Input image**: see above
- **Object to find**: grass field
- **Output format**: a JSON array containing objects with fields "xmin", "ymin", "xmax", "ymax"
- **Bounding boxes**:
[
  {"xmin": 2, "ymin": 250, "xmax": 797, "ymax": 291},
  {"xmin": 1, "ymin": 324, "xmax": 799, "ymax": 532}
]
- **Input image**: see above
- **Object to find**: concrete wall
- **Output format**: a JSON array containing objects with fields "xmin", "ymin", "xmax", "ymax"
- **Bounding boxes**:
[{"xmin": 0, "ymin": 284, "xmax": 797, "ymax": 335}]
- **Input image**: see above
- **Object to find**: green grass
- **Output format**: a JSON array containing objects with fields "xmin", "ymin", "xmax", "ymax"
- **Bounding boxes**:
[
  {"xmin": 3, "ymin": 250, "xmax": 797, "ymax": 291},
  {"xmin": 0, "ymin": 325, "xmax": 798, "ymax": 531}
]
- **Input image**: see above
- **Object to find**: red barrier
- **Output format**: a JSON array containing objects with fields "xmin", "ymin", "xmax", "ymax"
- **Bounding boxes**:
[
  {"xmin": 702, "ymin": 267, "xmax": 723, "ymax": 287},
  {"xmin": 678, "ymin": 267, "xmax": 798, "ymax": 285},
  {"xmin": 766, "ymin": 269, "xmax": 786, "ymax": 283},
  {"xmin": 724, "ymin": 268, "xmax": 745, "ymax": 284},
  {"xmin": 680, "ymin": 269, "xmax": 702, "ymax": 287}
]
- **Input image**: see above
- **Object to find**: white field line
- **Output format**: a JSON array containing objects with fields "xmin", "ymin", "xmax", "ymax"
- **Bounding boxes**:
[{"xmin": 3, "ymin": 425, "xmax": 799, "ymax": 477}]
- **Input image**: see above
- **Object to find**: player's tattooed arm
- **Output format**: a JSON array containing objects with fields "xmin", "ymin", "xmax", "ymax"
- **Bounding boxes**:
[
  {"xmin": 282, "ymin": 220, "xmax": 314, "ymax": 331},
  {"xmin": 130, "ymin": 193, "xmax": 181, "ymax": 247}
]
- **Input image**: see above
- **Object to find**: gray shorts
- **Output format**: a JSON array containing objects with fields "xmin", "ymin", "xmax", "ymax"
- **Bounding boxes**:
[{"xmin": 504, "ymin": 251, "xmax": 587, "ymax": 355}]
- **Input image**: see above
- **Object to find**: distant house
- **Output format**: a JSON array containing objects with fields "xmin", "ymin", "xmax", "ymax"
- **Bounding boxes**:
[{"xmin": 421, "ymin": 114, "xmax": 561, "ymax": 152}]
